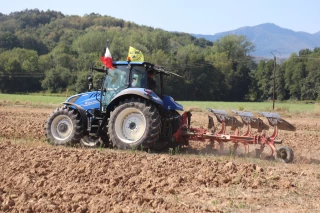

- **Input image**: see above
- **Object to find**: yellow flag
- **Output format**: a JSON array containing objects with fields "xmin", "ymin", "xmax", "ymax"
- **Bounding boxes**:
[{"xmin": 128, "ymin": 46, "xmax": 144, "ymax": 62}]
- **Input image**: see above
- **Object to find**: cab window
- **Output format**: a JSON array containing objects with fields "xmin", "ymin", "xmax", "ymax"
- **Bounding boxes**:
[
  {"xmin": 104, "ymin": 65, "xmax": 129, "ymax": 90},
  {"xmin": 130, "ymin": 66, "xmax": 147, "ymax": 88}
]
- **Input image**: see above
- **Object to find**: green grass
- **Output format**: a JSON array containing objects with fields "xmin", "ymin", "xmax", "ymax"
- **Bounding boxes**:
[
  {"xmin": 0, "ymin": 93, "xmax": 65, "ymax": 105},
  {"xmin": 180, "ymin": 101, "xmax": 319, "ymax": 114},
  {"xmin": 0, "ymin": 93, "xmax": 319, "ymax": 114}
]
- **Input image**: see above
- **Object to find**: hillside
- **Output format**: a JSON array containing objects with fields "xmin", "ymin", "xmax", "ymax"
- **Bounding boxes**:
[
  {"xmin": 0, "ymin": 9, "xmax": 252, "ymax": 101},
  {"xmin": 193, "ymin": 23, "xmax": 320, "ymax": 57},
  {"xmin": 1, "ymin": 10, "xmax": 320, "ymax": 101}
]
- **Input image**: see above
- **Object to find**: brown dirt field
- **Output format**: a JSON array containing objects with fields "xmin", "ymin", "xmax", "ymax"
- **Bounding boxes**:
[{"xmin": 1, "ymin": 105, "xmax": 320, "ymax": 212}]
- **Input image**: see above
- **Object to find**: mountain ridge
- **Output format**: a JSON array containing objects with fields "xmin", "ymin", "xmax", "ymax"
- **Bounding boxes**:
[{"xmin": 192, "ymin": 23, "xmax": 320, "ymax": 58}]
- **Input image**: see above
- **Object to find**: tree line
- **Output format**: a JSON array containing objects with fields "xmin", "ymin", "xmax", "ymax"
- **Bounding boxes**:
[{"xmin": 0, "ymin": 9, "xmax": 319, "ymax": 101}]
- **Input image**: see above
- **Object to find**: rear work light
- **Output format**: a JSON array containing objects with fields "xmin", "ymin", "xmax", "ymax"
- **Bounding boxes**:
[{"xmin": 144, "ymin": 89, "xmax": 153, "ymax": 95}]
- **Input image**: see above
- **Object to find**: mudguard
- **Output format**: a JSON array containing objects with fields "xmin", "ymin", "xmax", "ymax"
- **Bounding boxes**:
[
  {"xmin": 63, "ymin": 91, "xmax": 101, "ymax": 131},
  {"xmin": 107, "ymin": 88, "xmax": 163, "ymax": 110},
  {"xmin": 162, "ymin": 95, "xmax": 183, "ymax": 111},
  {"xmin": 62, "ymin": 102, "xmax": 88, "ymax": 131}
]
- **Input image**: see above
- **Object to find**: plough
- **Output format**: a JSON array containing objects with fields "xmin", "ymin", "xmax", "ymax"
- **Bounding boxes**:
[{"xmin": 173, "ymin": 108, "xmax": 296, "ymax": 163}]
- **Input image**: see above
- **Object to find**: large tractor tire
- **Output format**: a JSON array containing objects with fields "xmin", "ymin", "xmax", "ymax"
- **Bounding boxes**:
[
  {"xmin": 108, "ymin": 98, "xmax": 160, "ymax": 149},
  {"xmin": 45, "ymin": 107, "xmax": 83, "ymax": 146}
]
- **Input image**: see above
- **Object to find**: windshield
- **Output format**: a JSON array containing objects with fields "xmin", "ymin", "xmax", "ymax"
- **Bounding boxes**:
[
  {"xmin": 104, "ymin": 66, "xmax": 129, "ymax": 90},
  {"xmin": 102, "ymin": 65, "xmax": 129, "ymax": 108}
]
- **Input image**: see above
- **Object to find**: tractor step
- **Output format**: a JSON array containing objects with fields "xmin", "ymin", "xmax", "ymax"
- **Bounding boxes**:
[{"xmin": 90, "ymin": 125, "xmax": 100, "ymax": 127}]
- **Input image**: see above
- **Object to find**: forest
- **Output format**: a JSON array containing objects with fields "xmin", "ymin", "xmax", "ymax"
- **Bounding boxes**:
[{"xmin": 0, "ymin": 9, "xmax": 319, "ymax": 101}]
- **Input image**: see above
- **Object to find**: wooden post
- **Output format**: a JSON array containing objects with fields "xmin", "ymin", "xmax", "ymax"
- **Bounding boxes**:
[{"xmin": 273, "ymin": 56, "xmax": 276, "ymax": 110}]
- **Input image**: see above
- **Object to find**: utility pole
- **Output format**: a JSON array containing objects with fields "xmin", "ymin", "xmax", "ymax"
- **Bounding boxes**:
[
  {"xmin": 270, "ymin": 50, "xmax": 280, "ymax": 110},
  {"xmin": 273, "ymin": 55, "xmax": 276, "ymax": 110}
]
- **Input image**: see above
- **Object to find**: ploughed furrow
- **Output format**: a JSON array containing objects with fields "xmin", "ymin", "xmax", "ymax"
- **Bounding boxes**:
[
  {"xmin": 0, "ymin": 141, "xmax": 300, "ymax": 213},
  {"xmin": 1, "ymin": 106, "xmax": 320, "ymax": 212}
]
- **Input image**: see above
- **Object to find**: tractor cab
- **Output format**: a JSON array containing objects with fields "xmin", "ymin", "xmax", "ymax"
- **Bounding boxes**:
[
  {"xmin": 102, "ymin": 61, "xmax": 156, "ymax": 95},
  {"xmin": 99, "ymin": 61, "xmax": 182, "ymax": 112}
]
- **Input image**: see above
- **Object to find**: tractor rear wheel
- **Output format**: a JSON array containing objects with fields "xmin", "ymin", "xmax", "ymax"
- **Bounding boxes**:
[
  {"xmin": 108, "ymin": 98, "xmax": 160, "ymax": 149},
  {"xmin": 274, "ymin": 146, "xmax": 294, "ymax": 163},
  {"xmin": 45, "ymin": 107, "xmax": 83, "ymax": 146}
]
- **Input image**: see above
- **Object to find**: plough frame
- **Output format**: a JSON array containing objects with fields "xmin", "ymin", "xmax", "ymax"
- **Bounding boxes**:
[{"xmin": 173, "ymin": 109, "xmax": 296, "ymax": 163}]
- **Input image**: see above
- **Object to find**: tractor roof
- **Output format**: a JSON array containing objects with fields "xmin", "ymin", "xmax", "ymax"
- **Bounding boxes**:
[
  {"xmin": 113, "ymin": 61, "xmax": 151, "ymax": 66},
  {"xmin": 113, "ymin": 61, "xmax": 182, "ymax": 78}
]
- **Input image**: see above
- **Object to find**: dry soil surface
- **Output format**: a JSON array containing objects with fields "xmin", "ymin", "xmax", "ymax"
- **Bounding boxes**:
[{"xmin": 1, "ymin": 104, "xmax": 320, "ymax": 212}]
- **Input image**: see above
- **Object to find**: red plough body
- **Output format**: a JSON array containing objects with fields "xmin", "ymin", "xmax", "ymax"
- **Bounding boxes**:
[{"xmin": 173, "ymin": 109, "xmax": 296, "ymax": 163}]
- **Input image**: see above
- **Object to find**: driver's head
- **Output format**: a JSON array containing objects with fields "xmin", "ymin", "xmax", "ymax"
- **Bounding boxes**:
[{"xmin": 148, "ymin": 70, "xmax": 155, "ymax": 78}]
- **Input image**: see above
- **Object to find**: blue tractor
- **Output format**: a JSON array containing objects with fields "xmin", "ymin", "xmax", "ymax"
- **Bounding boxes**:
[{"xmin": 45, "ymin": 61, "xmax": 184, "ymax": 149}]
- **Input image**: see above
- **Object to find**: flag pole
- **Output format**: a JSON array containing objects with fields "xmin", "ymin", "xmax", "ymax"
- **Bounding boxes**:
[
  {"xmin": 105, "ymin": 40, "xmax": 109, "ymax": 51},
  {"xmin": 102, "ymin": 40, "xmax": 109, "ymax": 56}
]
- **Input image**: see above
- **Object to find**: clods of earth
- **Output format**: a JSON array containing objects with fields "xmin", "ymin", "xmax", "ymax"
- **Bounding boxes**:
[{"xmin": 0, "ymin": 105, "xmax": 320, "ymax": 212}]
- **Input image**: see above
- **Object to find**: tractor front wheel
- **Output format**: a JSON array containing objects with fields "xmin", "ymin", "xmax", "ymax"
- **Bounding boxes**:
[
  {"xmin": 45, "ymin": 107, "xmax": 83, "ymax": 146},
  {"xmin": 108, "ymin": 98, "xmax": 160, "ymax": 149}
]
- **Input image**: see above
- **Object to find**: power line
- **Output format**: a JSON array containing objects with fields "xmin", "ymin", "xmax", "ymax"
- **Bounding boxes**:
[
  {"xmin": 0, "ymin": 75, "xmax": 44, "ymax": 78},
  {"xmin": 0, "ymin": 73, "xmax": 45, "ymax": 78},
  {"xmin": 292, "ymin": 56, "xmax": 320, "ymax": 60}
]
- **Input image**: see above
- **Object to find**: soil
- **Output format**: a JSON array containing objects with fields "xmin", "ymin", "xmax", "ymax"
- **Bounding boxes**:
[{"xmin": 1, "ymin": 104, "xmax": 320, "ymax": 212}]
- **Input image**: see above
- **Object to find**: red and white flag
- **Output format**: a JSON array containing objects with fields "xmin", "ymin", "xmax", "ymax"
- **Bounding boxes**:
[{"xmin": 100, "ymin": 46, "xmax": 114, "ymax": 69}]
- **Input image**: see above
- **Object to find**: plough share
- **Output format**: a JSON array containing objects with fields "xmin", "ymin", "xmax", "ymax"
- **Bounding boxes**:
[{"xmin": 174, "ymin": 108, "xmax": 296, "ymax": 163}]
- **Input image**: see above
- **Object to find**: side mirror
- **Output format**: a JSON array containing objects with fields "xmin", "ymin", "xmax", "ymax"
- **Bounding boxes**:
[{"xmin": 88, "ymin": 76, "xmax": 93, "ymax": 91}]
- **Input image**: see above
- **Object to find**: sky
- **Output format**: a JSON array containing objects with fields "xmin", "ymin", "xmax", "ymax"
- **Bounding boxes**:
[{"xmin": 1, "ymin": 0, "xmax": 319, "ymax": 35}]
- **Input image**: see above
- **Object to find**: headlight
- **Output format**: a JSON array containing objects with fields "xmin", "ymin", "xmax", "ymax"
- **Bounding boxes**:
[{"xmin": 67, "ymin": 95, "xmax": 80, "ymax": 103}]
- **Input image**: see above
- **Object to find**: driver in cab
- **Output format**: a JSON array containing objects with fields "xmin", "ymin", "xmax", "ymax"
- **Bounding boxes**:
[{"xmin": 147, "ymin": 69, "xmax": 156, "ymax": 91}]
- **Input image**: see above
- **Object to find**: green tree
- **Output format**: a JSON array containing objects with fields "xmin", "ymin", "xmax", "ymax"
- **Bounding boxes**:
[
  {"xmin": 300, "ymin": 49, "xmax": 320, "ymax": 100},
  {"xmin": 253, "ymin": 60, "xmax": 274, "ymax": 100},
  {"xmin": 209, "ymin": 35, "xmax": 255, "ymax": 101},
  {"xmin": 212, "ymin": 35, "xmax": 255, "ymax": 65},
  {"xmin": 17, "ymin": 33, "xmax": 48, "ymax": 55},
  {"xmin": 275, "ymin": 63, "xmax": 288, "ymax": 101},
  {"xmin": 0, "ymin": 32, "xmax": 20, "ymax": 50},
  {"xmin": 284, "ymin": 53, "xmax": 307, "ymax": 100},
  {"xmin": 41, "ymin": 66, "xmax": 71, "ymax": 92},
  {"xmin": 0, "ymin": 48, "xmax": 41, "ymax": 93},
  {"xmin": 72, "ymin": 31, "xmax": 107, "ymax": 56}
]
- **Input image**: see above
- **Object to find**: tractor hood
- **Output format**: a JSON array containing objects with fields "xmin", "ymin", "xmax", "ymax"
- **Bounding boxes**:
[{"xmin": 65, "ymin": 91, "xmax": 101, "ymax": 111}]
